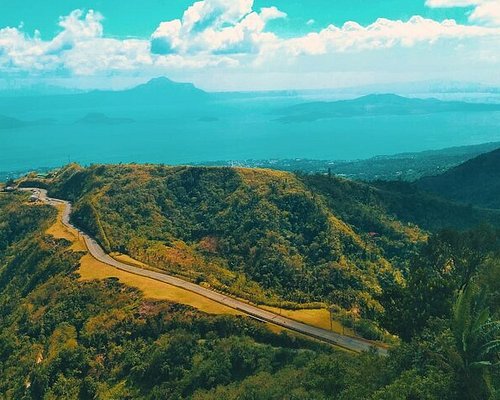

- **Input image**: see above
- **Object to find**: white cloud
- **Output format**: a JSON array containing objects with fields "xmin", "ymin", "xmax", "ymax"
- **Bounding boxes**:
[
  {"xmin": 0, "ymin": 1, "xmax": 499, "ymax": 89},
  {"xmin": 0, "ymin": 8, "xmax": 236, "ymax": 76},
  {"xmin": 260, "ymin": 6, "xmax": 287, "ymax": 22},
  {"xmin": 283, "ymin": 16, "xmax": 500, "ymax": 56},
  {"xmin": 426, "ymin": 0, "xmax": 500, "ymax": 26},
  {"xmin": 0, "ymin": 9, "xmax": 107, "ymax": 73},
  {"xmin": 426, "ymin": 0, "xmax": 481, "ymax": 6},
  {"xmin": 469, "ymin": 1, "xmax": 500, "ymax": 25},
  {"xmin": 150, "ymin": 0, "xmax": 287, "ymax": 55},
  {"xmin": 46, "ymin": 9, "xmax": 103, "ymax": 55}
]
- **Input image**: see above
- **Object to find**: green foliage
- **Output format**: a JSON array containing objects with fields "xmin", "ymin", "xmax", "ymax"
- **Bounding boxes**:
[
  {"xmin": 305, "ymin": 174, "xmax": 500, "ymax": 235},
  {"xmin": 1, "ymin": 170, "xmax": 499, "ymax": 399},
  {"xmin": 380, "ymin": 226, "xmax": 500, "ymax": 341},
  {"xmin": 39, "ymin": 163, "xmax": 500, "ymax": 341},
  {"xmin": 418, "ymin": 147, "xmax": 500, "ymax": 209},
  {"xmin": 450, "ymin": 282, "xmax": 500, "ymax": 400},
  {"xmin": 0, "ymin": 193, "xmax": 56, "ymax": 253},
  {"xmin": 47, "ymin": 164, "xmax": 412, "ymax": 318}
]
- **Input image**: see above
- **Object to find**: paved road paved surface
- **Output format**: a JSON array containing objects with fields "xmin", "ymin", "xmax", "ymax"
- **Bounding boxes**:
[{"xmin": 23, "ymin": 188, "xmax": 388, "ymax": 355}]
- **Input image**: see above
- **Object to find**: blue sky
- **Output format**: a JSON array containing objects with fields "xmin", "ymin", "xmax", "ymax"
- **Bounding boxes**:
[
  {"xmin": 0, "ymin": 0, "xmax": 499, "ymax": 91},
  {"xmin": 0, "ymin": 0, "xmax": 472, "ymax": 38}
]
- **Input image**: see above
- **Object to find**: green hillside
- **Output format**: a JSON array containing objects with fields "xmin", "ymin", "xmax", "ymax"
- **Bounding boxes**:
[
  {"xmin": 417, "ymin": 148, "xmax": 500, "ymax": 209},
  {"xmin": 1, "ymin": 180, "xmax": 498, "ymax": 399},
  {"xmin": 304, "ymin": 175, "xmax": 500, "ymax": 232},
  {"xmin": 26, "ymin": 164, "xmax": 497, "ymax": 322},
  {"xmin": 44, "ymin": 165, "xmax": 404, "ymax": 315},
  {"xmin": 0, "ymin": 191, "xmax": 361, "ymax": 399}
]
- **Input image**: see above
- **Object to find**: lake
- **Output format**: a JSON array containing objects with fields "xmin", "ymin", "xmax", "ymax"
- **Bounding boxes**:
[{"xmin": 2, "ymin": 96, "xmax": 500, "ymax": 175}]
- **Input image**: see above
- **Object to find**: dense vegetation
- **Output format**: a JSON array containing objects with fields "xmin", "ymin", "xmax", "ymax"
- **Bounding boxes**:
[
  {"xmin": 305, "ymin": 175, "xmax": 500, "ymax": 233},
  {"xmin": 43, "ymin": 165, "xmax": 420, "ymax": 316},
  {"xmin": 0, "ymin": 189, "xmax": 498, "ymax": 399},
  {"xmin": 16, "ymin": 163, "xmax": 494, "ymax": 338},
  {"xmin": 417, "ymin": 147, "xmax": 500, "ymax": 209}
]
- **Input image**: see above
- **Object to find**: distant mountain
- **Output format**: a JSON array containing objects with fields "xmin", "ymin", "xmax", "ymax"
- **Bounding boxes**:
[
  {"xmin": 127, "ymin": 77, "xmax": 206, "ymax": 98},
  {"xmin": 0, "ymin": 77, "xmax": 209, "ymax": 114},
  {"xmin": 325, "ymin": 80, "xmax": 500, "ymax": 96},
  {"xmin": 417, "ymin": 148, "xmax": 500, "ymax": 209},
  {"xmin": 76, "ymin": 113, "xmax": 135, "ymax": 125},
  {"xmin": 276, "ymin": 94, "xmax": 500, "ymax": 122},
  {"xmin": 0, "ymin": 83, "xmax": 85, "ymax": 97},
  {"xmin": 67, "ymin": 77, "xmax": 209, "ymax": 108},
  {"xmin": 0, "ymin": 115, "xmax": 25, "ymax": 130},
  {"xmin": 0, "ymin": 114, "xmax": 55, "ymax": 130}
]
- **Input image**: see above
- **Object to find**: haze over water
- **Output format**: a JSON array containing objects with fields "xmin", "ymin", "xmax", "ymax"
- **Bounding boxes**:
[{"xmin": 2, "ymin": 92, "xmax": 500, "ymax": 174}]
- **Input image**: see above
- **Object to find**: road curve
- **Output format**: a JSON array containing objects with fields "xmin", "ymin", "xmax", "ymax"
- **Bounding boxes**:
[{"xmin": 24, "ymin": 188, "xmax": 388, "ymax": 355}]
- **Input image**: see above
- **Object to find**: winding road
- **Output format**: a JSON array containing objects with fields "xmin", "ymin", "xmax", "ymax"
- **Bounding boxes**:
[{"xmin": 24, "ymin": 188, "xmax": 388, "ymax": 355}]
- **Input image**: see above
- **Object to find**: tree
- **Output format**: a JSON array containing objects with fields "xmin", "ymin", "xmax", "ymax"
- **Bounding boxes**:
[{"xmin": 450, "ymin": 282, "xmax": 500, "ymax": 400}]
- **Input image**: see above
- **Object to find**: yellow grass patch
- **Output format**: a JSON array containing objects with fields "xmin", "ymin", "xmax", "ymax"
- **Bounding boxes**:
[
  {"xmin": 262, "ymin": 306, "xmax": 355, "ymax": 336},
  {"xmin": 78, "ymin": 254, "xmax": 241, "ymax": 316},
  {"xmin": 236, "ymin": 167, "xmax": 304, "ymax": 194},
  {"xmin": 43, "ymin": 203, "xmax": 242, "ymax": 316},
  {"xmin": 110, "ymin": 252, "xmax": 149, "ymax": 268},
  {"xmin": 45, "ymin": 203, "xmax": 86, "ymax": 251},
  {"xmin": 45, "ymin": 201, "xmax": 356, "ymax": 341}
]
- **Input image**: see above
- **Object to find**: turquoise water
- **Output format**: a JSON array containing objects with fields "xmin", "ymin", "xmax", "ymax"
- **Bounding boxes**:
[{"xmin": 2, "ymin": 99, "xmax": 500, "ymax": 173}]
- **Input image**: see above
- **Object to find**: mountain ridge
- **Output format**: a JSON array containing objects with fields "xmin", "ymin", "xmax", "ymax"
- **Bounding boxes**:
[
  {"xmin": 276, "ymin": 93, "xmax": 500, "ymax": 122},
  {"xmin": 417, "ymin": 147, "xmax": 500, "ymax": 209},
  {"xmin": 0, "ymin": 77, "xmax": 209, "ymax": 114}
]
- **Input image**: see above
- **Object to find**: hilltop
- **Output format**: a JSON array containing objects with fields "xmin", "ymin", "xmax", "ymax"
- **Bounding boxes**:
[
  {"xmin": 44, "ymin": 165, "xmax": 399, "ymax": 313},
  {"xmin": 23, "ymin": 164, "xmax": 498, "ymax": 322}
]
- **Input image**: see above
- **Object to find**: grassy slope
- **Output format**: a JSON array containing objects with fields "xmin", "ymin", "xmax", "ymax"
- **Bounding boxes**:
[{"xmin": 42, "ymin": 200, "xmax": 241, "ymax": 316}]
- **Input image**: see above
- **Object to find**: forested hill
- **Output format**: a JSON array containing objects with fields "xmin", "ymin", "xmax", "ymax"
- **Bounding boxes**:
[
  {"xmin": 3, "ymin": 165, "xmax": 499, "ymax": 398},
  {"xmin": 25, "ymin": 164, "xmax": 500, "ymax": 319},
  {"xmin": 44, "ymin": 164, "xmax": 402, "ymax": 316},
  {"xmin": 417, "ymin": 147, "xmax": 500, "ymax": 209},
  {"xmin": 0, "ymin": 186, "xmax": 395, "ymax": 398}
]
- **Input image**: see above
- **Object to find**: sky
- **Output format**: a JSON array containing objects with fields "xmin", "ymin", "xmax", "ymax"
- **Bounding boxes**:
[{"xmin": 0, "ymin": 0, "xmax": 499, "ymax": 91}]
